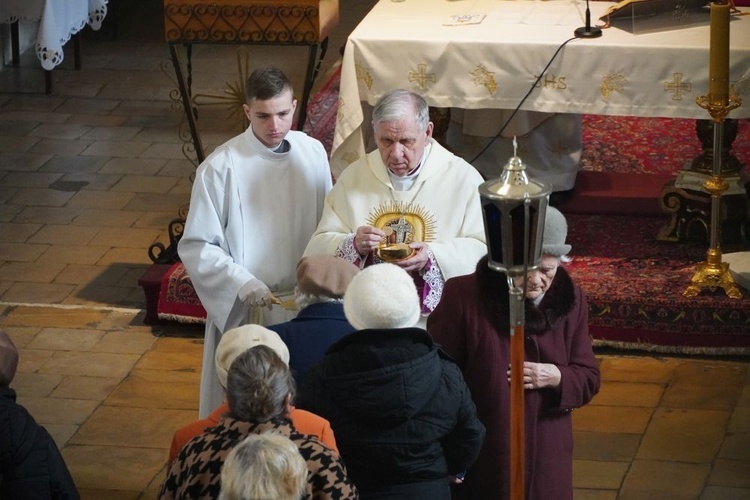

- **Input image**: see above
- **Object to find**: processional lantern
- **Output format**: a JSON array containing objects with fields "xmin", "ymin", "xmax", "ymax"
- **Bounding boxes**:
[{"xmin": 478, "ymin": 140, "xmax": 552, "ymax": 500}]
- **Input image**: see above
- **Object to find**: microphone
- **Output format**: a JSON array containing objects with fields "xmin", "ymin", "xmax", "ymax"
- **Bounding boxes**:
[{"xmin": 575, "ymin": 0, "xmax": 603, "ymax": 38}]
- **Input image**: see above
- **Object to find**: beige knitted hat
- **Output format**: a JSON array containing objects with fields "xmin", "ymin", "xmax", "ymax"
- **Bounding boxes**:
[
  {"xmin": 344, "ymin": 263, "xmax": 421, "ymax": 330},
  {"xmin": 215, "ymin": 325, "xmax": 290, "ymax": 388}
]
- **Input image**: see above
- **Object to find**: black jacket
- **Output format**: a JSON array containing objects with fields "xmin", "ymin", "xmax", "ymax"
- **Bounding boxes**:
[
  {"xmin": 298, "ymin": 328, "xmax": 486, "ymax": 499},
  {"xmin": 0, "ymin": 387, "xmax": 80, "ymax": 500}
]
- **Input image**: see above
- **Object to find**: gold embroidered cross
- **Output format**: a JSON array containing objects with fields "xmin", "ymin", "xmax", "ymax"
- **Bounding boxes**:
[
  {"xmin": 355, "ymin": 64, "xmax": 373, "ymax": 90},
  {"xmin": 408, "ymin": 64, "xmax": 436, "ymax": 91},
  {"xmin": 664, "ymin": 73, "xmax": 691, "ymax": 101}
]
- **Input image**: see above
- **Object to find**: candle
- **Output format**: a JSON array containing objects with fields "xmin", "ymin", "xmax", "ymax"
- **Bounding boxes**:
[{"xmin": 708, "ymin": 1, "xmax": 730, "ymax": 104}]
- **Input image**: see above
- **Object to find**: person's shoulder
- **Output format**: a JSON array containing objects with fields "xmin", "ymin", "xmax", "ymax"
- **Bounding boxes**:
[
  {"xmin": 287, "ymin": 131, "xmax": 326, "ymax": 150},
  {"xmin": 290, "ymin": 429, "xmax": 337, "ymax": 461},
  {"xmin": 445, "ymin": 270, "xmax": 479, "ymax": 290},
  {"xmin": 195, "ymin": 142, "xmax": 238, "ymax": 177},
  {"xmin": 289, "ymin": 407, "xmax": 329, "ymax": 428},
  {"xmin": 430, "ymin": 141, "xmax": 484, "ymax": 180},
  {"xmin": 1, "ymin": 396, "xmax": 39, "ymax": 431}
]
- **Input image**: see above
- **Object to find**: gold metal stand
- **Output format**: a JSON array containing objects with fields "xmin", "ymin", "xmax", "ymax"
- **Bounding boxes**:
[{"xmin": 683, "ymin": 94, "xmax": 743, "ymax": 299}]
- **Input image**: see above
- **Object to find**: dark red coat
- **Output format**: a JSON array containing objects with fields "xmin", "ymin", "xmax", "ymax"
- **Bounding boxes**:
[{"xmin": 427, "ymin": 257, "xmax": 600, "ymax": 500}]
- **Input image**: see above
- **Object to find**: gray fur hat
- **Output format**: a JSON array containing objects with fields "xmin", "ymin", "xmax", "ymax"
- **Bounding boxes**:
[{"xmin": 542, "ymin": 206, "xmax": 572, "ymax": 256}]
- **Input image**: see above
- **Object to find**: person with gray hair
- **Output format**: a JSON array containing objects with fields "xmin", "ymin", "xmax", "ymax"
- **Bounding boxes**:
[
  {"xmin": 166, "ymin": 325, "xmax": 338, "ymax": 465},
  {"xmin": 159, "ymin": 345, "xmax": 357, "ymax": 499},
  {"xmin": 0, "ymin": 330, "xmax": 80, "ymax": 499},
  {"xmin": 218, "ymin": 432, "xmax": 307, "ymax": 500},
  {"xmin": 305, "ymin": 88, "xmax": 486, "ymax": 325},
  {"xmin": 427, "ymin": 206, "xmax": 601, "ymax": 500}
]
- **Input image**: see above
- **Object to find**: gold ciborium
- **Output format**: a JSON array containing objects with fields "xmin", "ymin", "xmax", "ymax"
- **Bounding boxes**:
[
  {"xmin": 377, "ymin": 243, "xmax": 414, "ymax": 262},
  {"xmin": 375, "ymin": 227, "xmax": 415, "ymax": 262}
]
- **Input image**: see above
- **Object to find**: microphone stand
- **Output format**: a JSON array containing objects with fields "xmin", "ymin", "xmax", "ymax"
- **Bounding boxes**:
[{"xmin": 575, "ymin": 0, "xmax": 603, "ymax": 38}]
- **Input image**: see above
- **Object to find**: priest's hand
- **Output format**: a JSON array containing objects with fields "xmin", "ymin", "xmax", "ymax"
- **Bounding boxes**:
[
  {"xmin": 238, "ymin": 278, "xmax": 274, "ymax": 310},
  {"xmin": 507, "ymin": 361, "xmax": 562, "ymax": 390},
  {"xmin": 354, "ymin": 225, "xmax": 385, "ymax": 255},
  {"xmin": 398, "ymin": 241, "xmax": 430, "ymax": 272}
]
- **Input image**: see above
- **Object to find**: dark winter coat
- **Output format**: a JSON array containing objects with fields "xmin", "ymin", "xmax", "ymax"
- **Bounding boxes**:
[
  {"xmin": 427, "ymin": 257, "xmax": 601, "ymax": 500},
  {"xmin": 0, "ymin": 387, "xmax": 80, "ymax": 500},
  {"xmin": 298, "ymin": 327, "xmax": 486, "ymax": 499},
  {"xmin": 267, "ymin": 301, "xmax": 355, "ymax": 388}
]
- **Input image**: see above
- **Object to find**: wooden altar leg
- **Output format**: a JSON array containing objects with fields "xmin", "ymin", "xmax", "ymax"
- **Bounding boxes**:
[
  {"xmin": 44, "ymin": 71, "xmax": 52, "ymax": 95},
  {"xmin": 10, "ymin": 21, "xmax": 20, "ymax": 67},
  {"xmin": 169, "ymin": 44, "xmax": 205, "ymax": 163},
  {"xmin": 73, "ymin": 33, "xmax": 82, "ymax": 70}
]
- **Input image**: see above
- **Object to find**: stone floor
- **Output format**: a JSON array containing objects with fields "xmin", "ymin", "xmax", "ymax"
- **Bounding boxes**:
[{"xmin": 1, "ymin": 1, "xmax": 749, "ymax": 499}]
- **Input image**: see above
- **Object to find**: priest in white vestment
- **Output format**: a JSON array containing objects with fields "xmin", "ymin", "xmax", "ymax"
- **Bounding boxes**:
[
  {"xmin": 305, "ymin": 89, "xmax": 486, "ymax": 318},
  {"xmin": 179, "ymin": 68, "xmax": 332, "ymax": 418}
]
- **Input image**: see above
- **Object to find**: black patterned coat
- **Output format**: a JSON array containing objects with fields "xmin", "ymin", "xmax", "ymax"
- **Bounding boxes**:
[{"xmin": 158, "ymin": 417, "xmax": 358, "ymax": 499}]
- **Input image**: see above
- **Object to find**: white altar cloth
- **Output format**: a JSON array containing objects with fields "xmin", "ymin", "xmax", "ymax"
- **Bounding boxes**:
[
  {"xmin": 332, "ymin": 0, "xmax": 750, "ymax": 174},
  {"xmin": 0, "ymin": 0, "xmax": 108, "ymax": 70}
]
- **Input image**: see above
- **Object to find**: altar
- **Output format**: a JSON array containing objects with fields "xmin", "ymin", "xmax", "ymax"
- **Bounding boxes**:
[{"xmin": 331, "ymin": 0, "xmax": 750, "ymax": 176}]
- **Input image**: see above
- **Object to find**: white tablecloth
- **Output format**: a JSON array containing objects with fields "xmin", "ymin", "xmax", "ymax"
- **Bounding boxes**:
[
  {"xmin": 0, "ymin": 0, "xmax": 108, "ymax": 70},
  {"xmin": 332, "ymin": 0, "xmax": 750, "ymax": 173}
]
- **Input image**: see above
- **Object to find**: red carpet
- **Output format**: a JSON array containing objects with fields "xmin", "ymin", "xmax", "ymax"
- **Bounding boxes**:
[{"xmin": 566, "ymin": 215, "xmax": 750, "ymax": 354}]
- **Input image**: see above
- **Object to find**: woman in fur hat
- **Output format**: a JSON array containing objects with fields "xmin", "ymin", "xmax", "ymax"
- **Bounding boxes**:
[{"xmin": 427, "ymin": 207, "xmax": 601, "ymax": 500}]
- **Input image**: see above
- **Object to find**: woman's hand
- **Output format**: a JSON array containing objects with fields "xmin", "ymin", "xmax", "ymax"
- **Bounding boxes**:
[{"xmin": 507, "ymin": 361, "xmax": 562, "ymax": 390}]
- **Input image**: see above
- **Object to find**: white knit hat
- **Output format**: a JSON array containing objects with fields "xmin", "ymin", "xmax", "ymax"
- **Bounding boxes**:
[
  {"xmin": 215, "ymin": 325, "xmax": 290, "ymax": 388},
  {"xmin": 344, "ymin": 263, "xmax": 421, "ymax": 330},
  {"xmin": 542, "ymin": 206, "xmax": 572, "ymax": 256}
]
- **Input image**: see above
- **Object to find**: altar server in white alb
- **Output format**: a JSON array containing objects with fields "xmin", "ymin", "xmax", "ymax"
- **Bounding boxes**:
[
  {"xmin": 305, "ymin": 89, "xmax": 486, "ymax": 318},
  {"xmin": 179, "ymin": 67, "xmax": 332, "ymax": 418}
]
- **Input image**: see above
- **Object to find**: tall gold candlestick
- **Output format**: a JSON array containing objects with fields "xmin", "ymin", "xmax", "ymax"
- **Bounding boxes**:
[
  {"xmin": 685, "ymin": 0, "xmax": 742, "ymax": 299},
  {"xmin": 708, "ymin": 1, "xmax": 730, "ymax": 105}
]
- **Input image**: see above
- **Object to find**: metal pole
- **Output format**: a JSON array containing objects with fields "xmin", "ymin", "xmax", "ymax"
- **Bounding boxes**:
[
  {"xmin": 709, "ymin": 121, "xmax": 723, "ymax": 247},
  {"xmin": 507, "ymin": 279, "xmax": 525, "ymax": 500}
]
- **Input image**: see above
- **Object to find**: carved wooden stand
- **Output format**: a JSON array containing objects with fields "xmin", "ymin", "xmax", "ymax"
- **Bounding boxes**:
[
  {"xmin": 163, "ymin": 0, "xmax": 339, "ymax": 164},
  {"xmin": 658, "ymin": 118, "xmax": 749, "ymax": 248}
]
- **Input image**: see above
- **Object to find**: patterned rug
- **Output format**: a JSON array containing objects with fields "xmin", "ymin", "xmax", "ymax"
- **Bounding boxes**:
[{"xmin": 566, "ymin": 215, "xmax": 750, "ymax": 354}]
